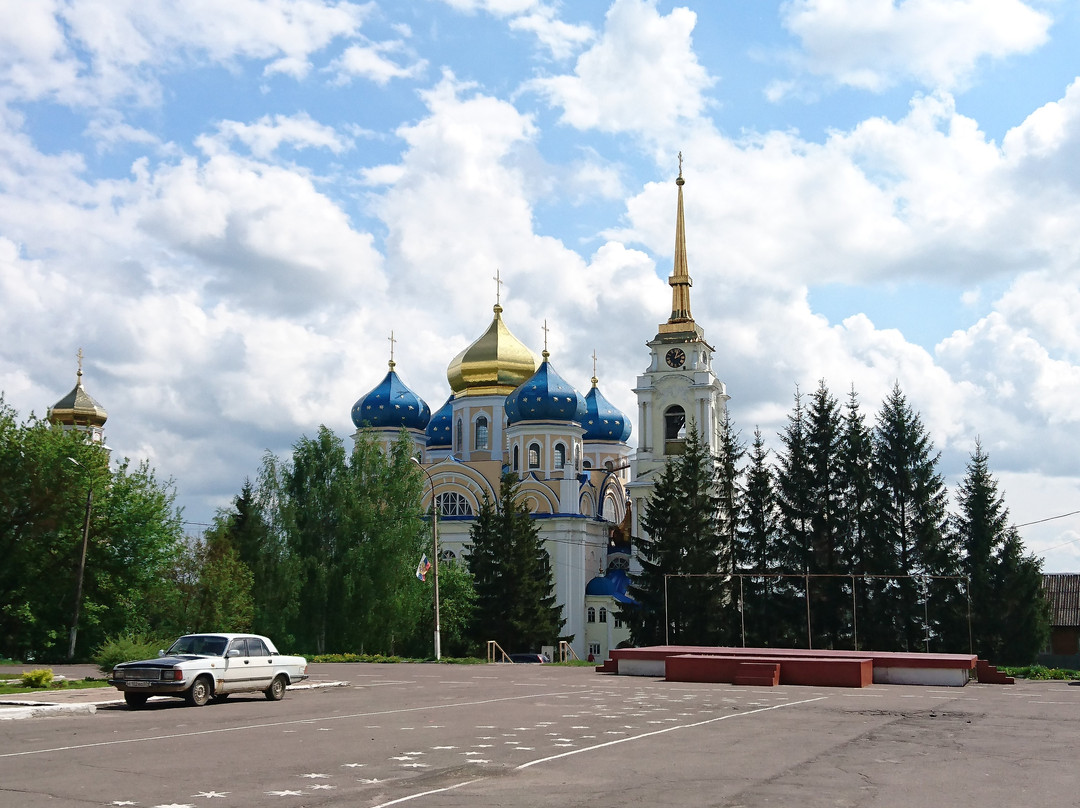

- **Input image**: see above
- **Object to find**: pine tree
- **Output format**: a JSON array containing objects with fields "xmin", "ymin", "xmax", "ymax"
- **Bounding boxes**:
[
  {"xmin": 736, "ymin": 428, "xmax": 779, "ymax": 646},
  {"xmin": 626, "ymin": 425, "xmax": 731, "ymax": 647},
  {"xmin": 464, "ymin": 472, "xmax": 566, "ymax": 653},
  {"xmin": 873, "ymin": 384, "xmax": 961, "ymax": 651},
  {"xmin": 837, "ymin": 387, "xmax": 891, "ymax": 650},
  {"xmin": 954, "ymin": 440, "xmax": 1049, "ymax": 663},
  {"xmin": 716, "ymin": 410, "xmax": 744, "ymax": 640},
  {"xmin": 804, "ymin": 380, "xmax": 846, "ymax": 647},
  {"xmin": 773, "ymin": 388, "xmax": 815, "ymax": 646}
]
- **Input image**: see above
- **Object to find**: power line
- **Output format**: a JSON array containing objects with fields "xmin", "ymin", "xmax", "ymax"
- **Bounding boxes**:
[{"xmin": 1014, "ymin": 509, "xmax": 1080, "ymax": 528}]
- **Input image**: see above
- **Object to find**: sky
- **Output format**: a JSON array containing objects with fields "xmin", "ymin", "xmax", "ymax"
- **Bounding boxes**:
[{"xmin": 2, "ymin": 0, "xmax": 1079, "ymax": 571}]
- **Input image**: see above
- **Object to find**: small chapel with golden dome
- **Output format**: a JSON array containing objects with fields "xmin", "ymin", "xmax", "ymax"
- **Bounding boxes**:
[{"xmin": 350, "ymin": 165, "xmax": 728, "ymax": 660}]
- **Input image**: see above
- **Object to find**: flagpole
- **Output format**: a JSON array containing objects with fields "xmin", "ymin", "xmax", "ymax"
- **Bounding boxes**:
[{"xmin": 412, "ymin": 458, "xmax": 441, "ymax": 660}]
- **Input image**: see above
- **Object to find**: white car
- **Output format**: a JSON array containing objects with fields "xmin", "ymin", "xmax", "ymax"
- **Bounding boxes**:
[{"xmin": 108, "ymin": 633, "xmax": 309, "ymax": 708}]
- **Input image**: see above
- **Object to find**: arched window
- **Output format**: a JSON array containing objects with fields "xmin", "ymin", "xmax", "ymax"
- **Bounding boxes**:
[
  {"xmin": 436, "ymin": 491, "xmax": 473, "ymax": 516},
  {"xmin": 587, "ymin": 607, "xmax": 596, "ymax": 623},
  {"xmin": 513, "ymin": 445, "xmax": 520, "ymax": 471},
  {"xmin": 528, "ymin": 443, "xmax": 540, "ymax": 469},
  {"xmin": 582, "ymin": 459, "xmax": 592, "ymax": 469},
  {"xmin": 474, "ymin": 415, "xmax": 489, "ymax": 450},
  {"xmin": 554, "ymin": 443, "xmax": 566, "ymax": 469},
  {"xmin": 664, "ymin": 405, "xmax": 686, "ymax": 440},
  {"xmin": 440, "ymin": 549, "xmax": 457, "ymax": 564},
  {"xmin": 599, "ymin": 607, "xmax": 608, "ymax": 623},
  {"xmin": 455, "ymin": 418, "xmax": 463, "ymax": 452}
]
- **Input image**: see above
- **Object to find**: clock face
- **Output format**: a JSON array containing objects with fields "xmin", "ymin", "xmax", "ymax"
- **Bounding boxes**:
[{"xmin": 665, "ymin": 347, "xmax": 686, "ymax": 368}]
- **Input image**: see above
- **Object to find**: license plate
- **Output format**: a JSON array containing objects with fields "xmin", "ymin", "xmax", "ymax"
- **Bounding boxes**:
[{"xmin": 127, "ymin": 681, "xmax": 150, "ymax": 687}]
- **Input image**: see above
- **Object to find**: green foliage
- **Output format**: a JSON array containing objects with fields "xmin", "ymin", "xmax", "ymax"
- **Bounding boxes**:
[
  {"xmin": 428, "ymin": 558, "xmax": 477, "ymax": 658},
  {"xmin": 626, "ymin": 425, "xmax": 732, "ymax": 647},
  {"xmin": 465, "ymin": 472, "xmax": 567, "ymax": 653},
  {"xmin": 92, "ymin": 633, "xmax": 167, "ymax": 674},
  {"xmin": 19, "ymin": 668, "xmax": 54, "ymax": 688},
  {"xmin": 0, "ymin": 396, "xmax": 186, "ymax": 662},
  {"xmin": 1002, "ymin": 665, "xmax": 1079, "ymax": 680}
]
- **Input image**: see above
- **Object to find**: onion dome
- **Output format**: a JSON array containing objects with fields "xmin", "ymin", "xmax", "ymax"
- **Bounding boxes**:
[
  {"xmin": 425, "ymin": 394, "xmax": 454, "ymax": 448},
  {"xmin": 504, "ymin": 352, "xmax": 587, "ymax": 425},
  {"xmin": 583, "ymin": 376, "xmax": 632, "ymax": 442},
  {"xmin": 49, "ymin": 357, "xmax": 108, "ymax": 430},
  {"xmin": 446, "ymin": 304, "xmax": 537, "ymax": 397},
  {"xmin": 585, "ymin": 568, "xmax": 633, "ymax": 604},
  {"xmin": 351, "ymin": 361, "xmax": 430, "ymax": 430}
]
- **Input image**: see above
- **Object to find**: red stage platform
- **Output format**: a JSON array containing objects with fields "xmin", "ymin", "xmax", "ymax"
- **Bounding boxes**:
[{"xmin": 596, "ymin": 646, "xmax": 1011, "ymax": 688}]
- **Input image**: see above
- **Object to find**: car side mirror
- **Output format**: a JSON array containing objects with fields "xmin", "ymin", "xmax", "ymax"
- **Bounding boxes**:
[
  {"xmin": 158, "ymin": 650, "xmax": 165, "ymax": 657},
  {"xmin": 227, "ymin": 649, "xmax": 241, "ymax": 657}
]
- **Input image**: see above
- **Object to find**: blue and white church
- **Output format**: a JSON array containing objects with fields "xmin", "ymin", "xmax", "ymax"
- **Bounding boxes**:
[{"xmin": 350, "ymin": 167, "xmax": 728, "ymax": 660}]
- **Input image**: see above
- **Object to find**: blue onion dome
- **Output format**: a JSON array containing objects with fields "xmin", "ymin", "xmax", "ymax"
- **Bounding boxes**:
[
  {"xmin": 504, "ymin": 351, "xmax": 587, "ymax": 425},
  {"xmin": 583, "ymin": 376, "xmax": 632, "ymax": 442},
  {"xmin": 351, "ymin": 361, "xmax": 431, "ymax": 430},
  {"xmin": 425, "ymin": 394, "xmax": 454, "ymax": 447},
  {"xmin": 585, "ymin": 568, "xmax": 633, "ymax": 603}
]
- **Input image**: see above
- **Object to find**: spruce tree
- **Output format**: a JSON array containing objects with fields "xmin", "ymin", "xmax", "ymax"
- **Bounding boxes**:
[
  {"xmin": 774, "ymin": 389, "xmax": 815, "ymax": 646},
  {"xmin": 837, "ymin": 387, "xmax": 892, "ymax": 650},
  {"xmin": 873, "ymin": 384, "xmax": 960, "ymax": 651},
  {"xmin": 954, "ymin": 440, "xmax": 1049, "ymax": 662},
  {"xmin": 626, "ymin": 424, "xmax": 731, "ymax": 647},
  {"xmin": 736, "ymin": 428, "xmax": 779, "ymax": 646},
  {"xmin": 464, "ymin": 472, "xmax": 566, "ymax": 653},
  {"xmin": 716, "ymin": 410, "xmax": 744, "ymax": 639}
]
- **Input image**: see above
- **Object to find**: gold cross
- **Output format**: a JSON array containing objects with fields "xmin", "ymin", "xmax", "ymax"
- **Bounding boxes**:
[
  {"xmin": 677, "ymin": 151, "xmax": 683, "ymax": 177},
  {"xmin": 493, "ymin": 268, "xmax": 503, "ymax": 306},
  {"xmin": 388, "ymin": 331, "xmax": 396, "ymax": 363},
  {"xmin": 542, "ymin": 319, "xmax": 550, "ymax": 353}
]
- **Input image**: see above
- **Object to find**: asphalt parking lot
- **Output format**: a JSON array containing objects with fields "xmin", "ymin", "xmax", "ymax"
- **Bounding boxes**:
[{"xmin": 2, "ymin": 662, "xmax": 1079, "ymax": 807}]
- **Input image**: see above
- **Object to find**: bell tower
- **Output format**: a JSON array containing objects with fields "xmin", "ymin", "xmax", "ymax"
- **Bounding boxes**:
[{"xmin": 628, "ymin": 159, "xmax": 729, "ymax": 532}]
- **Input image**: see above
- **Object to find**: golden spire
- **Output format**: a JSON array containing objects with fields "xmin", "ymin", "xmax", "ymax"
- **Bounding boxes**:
[{"xmin": 668, "ymin": 152, "xmax": 693, "ymax": 324}]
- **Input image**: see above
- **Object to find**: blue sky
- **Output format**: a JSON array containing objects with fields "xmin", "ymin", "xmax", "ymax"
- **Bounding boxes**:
[{"xmin": 2, "ymin": 0, "xmax": 1079, "ymax": 570}]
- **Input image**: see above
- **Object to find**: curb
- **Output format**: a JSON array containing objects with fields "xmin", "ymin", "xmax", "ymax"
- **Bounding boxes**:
[{"xmin": 0, "ymin": 703, "xmax": 98, "ymax": 720}]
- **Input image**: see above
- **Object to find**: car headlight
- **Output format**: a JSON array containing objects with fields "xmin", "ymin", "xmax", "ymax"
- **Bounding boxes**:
[{"xmin": 112, "ymin": 669, "xmax": 124, "ymax": 679}]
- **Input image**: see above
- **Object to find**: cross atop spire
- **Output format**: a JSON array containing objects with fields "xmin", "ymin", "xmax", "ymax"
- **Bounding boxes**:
[
  {"xmin": 76, "ymin": 347, "xmax": 84, "ymax": 380},
  {"xmin": 493, "ymin": 268, "xmax": 503, "ymax": 307},
  {"xmin": 591, "ymin": 349, "xmax": 599, "ymax": 387},
  {"xmin": 541, "ymin": 319, "xmax": 550, "ymax": 360},
  {"xmin": 388, "ymin": 331, "xmax": 396, "ymax": 369}
]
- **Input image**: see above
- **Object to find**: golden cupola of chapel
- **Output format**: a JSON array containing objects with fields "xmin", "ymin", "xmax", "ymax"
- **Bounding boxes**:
[{"xmin": 48, "ymin": 349, "xmax": 108, "ymax": 444}]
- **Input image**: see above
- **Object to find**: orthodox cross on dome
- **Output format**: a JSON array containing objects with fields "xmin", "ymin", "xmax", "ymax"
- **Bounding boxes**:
[
  {"xmin": 678, "ymin": 150, "xmax": 683, "ymax": 178},
  {"xmin": 541, "ymin": 319, "xmax": 550, "ymax": 359},
  {"xmin": 493, "ymin": 268, "xmax": 503, "ymax": 306},
  {"xmin": 591, "ymin": 349, "xmax": 599, "ymax": 386},
  {"xmin": 76, "ymin": 347, "xmax": 84, "ymax": 379},
  {"xmin": 388, "ymin": 331, "xmax": 396, "ymax": 369}
]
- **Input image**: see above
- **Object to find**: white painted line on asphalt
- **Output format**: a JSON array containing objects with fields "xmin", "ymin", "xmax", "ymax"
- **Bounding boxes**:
[
  {"xmin": 0, "ymin": 688, "xmax": 593, "ymax": 759},
  {"xmin": 515, "ymin": 696, "xmax": 827, "ymax": 771},
  {"xmin": 367, "ymin": 777, "xmax": 482, "ymax": 807}
]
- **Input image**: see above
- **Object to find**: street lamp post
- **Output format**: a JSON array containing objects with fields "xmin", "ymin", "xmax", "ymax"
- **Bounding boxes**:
[
  {"xmin": 411, "ymin": 458, "xmax": 441, "ymax": 660},
  {"xmin": 67, "ymin": 457, "xmax": 93, "ymax": 660}
]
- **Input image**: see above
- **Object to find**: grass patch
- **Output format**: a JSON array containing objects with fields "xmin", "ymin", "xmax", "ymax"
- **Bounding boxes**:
[
  {"xmin": 307, "ymin": 653, "xmax": 486, "ymax": 664},
  {"xmin": 0, "ymin": 677, "xmax": 111, "ymax": 696},
  {"xmin": 1001, "ymin": 664, "xmax": 1080, "ymax": 681}
]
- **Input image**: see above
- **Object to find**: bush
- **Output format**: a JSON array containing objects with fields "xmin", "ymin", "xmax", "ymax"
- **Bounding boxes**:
[
  {"xmin": 93, "ymin": 634, "xmax": 167, "ymax": 675},
  {"xmin": 20, "ymin": 668, "xmax": 54, "ymax": 688}
]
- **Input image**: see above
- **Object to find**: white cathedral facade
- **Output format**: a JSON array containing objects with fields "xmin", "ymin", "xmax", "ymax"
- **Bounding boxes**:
[{"xmin": 351, "ymin": 168, "xmax": 728, "ymax": 660}]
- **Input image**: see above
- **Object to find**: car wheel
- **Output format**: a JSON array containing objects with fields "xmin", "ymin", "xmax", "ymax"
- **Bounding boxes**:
[
  {"xmin": 124, "ymin": 693, "xmax": 148, "ymax": 709},
  {"xmin": 265, "ymin": 675, "xmax": 287, "ymax": 701},
  {"xmin": 185, "ymin": 676, "xmax": 212, "ymax": 707}
]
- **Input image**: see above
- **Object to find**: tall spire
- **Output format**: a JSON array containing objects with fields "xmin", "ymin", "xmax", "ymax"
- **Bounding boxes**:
[{"xmin": 668, "ymin": 152, "xmax": 693, "ymax": 324}]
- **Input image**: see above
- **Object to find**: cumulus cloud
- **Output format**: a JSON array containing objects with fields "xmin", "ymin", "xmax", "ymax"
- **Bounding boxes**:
[
  {"xmin": 779, "ymin": 0, "xmax": 1052, "ymax": 91},
  {"xmin": 199, "ymin": 112, "xmax": 353, "ymax": 159},
  {"xmin": 328, "ymin": 39, "xmax": 428, "ymax": 85},
  {"xmin": 525, "ymin": 0, "xmax": 714, "ymax": 136},
  {"xmin": 509, "ymin": 6, "xmax": 595, "ymax": 59}
]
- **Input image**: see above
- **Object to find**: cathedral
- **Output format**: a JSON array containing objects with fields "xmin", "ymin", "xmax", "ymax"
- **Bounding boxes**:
[{"xmin": 350, "ymin": 167, "xmax": 728, "ymax": 660}]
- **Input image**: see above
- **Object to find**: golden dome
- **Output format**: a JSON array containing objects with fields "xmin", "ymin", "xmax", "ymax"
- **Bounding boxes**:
[
  {"xmin": 446, "ymin": 304, "xmax": 537, "ymax": 396},
  {"xmin": 49, "ymin": 367, "xmax": 108, "ymax": 429}
]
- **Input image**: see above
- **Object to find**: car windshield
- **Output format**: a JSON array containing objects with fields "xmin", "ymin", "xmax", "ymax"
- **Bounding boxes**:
[{"xmin": 167, "ymin": 636, "xmax": 228, "ymax": 656}]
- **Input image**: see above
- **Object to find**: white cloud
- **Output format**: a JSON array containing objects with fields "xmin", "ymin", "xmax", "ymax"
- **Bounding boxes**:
[
  {"xmin": 509, "ymin": 7, "xmax": 595, "ymax": 59},
  {"xmin": 200, "ymin": 112, "xmax": 352, "ymax": 159},
  {"xmin": 328, "ymin": 39, "xmax": 427, "ymax": 85},
  {"xmin": 780, "ymin": 0, "xmax": 1052, "ymax": 91},
  {"xmin": 525, "ymin": 0, "xmax": 714, "ymax": 136}
]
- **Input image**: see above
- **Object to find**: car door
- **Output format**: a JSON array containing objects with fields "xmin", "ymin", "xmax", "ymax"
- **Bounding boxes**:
[
  {"xmin": 244, "ymin": 637, "xmax": 274, "ymax": 691},
  {"xmin": 220, "ymin": 638, "xmax": 251, "ymax": 693}
]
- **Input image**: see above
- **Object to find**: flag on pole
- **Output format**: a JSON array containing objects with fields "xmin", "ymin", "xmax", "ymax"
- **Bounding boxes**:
[{"xmin": 416, "ymin": 554, "xmax": 431, "ymax": 582}]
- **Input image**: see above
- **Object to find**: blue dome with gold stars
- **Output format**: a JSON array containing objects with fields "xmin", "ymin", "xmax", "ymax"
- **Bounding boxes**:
[
  {"xmin": 351, "ymin": 364, "xmax": 430, "ymax": 430},
  {"xmin": 504, "ymin": 356, "xmax": 587, "ymax": 426},
  {"xmin": 583, "ymin": 381, "xmax": 631, "ymax": 442},
  {"xmin": 425, "ymin": 394, "xmax": 454, "ymax": 447}
]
